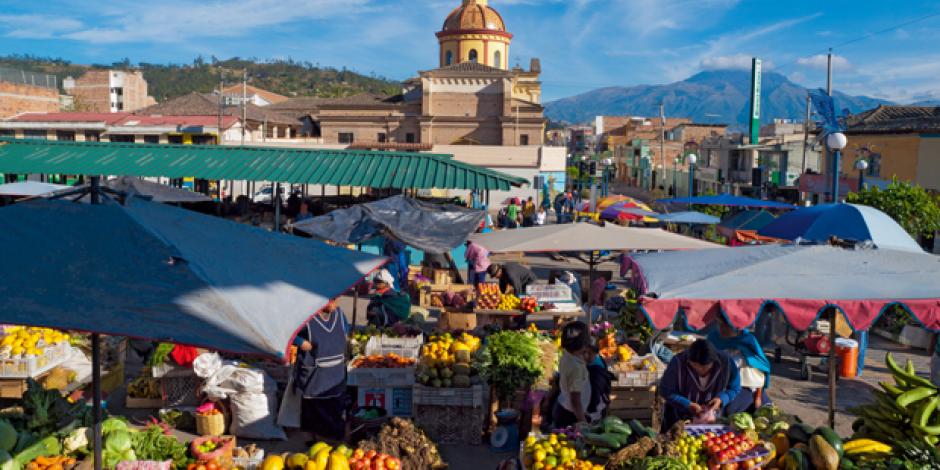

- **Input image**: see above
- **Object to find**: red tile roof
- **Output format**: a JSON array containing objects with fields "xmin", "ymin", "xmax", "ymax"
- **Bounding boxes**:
[
  {"xmin": 116, "ymin": 115, "xmax": 239, "ymax": 127},
  {"xmin": 10, "ymin": 112, "xmax": 131, "ymax": 124}
]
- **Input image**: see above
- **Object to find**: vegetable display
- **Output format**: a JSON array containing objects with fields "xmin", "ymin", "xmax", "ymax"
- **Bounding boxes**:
[{"xmin": 131, "ymin": 426, "xmax": 190, "ymax": 470}]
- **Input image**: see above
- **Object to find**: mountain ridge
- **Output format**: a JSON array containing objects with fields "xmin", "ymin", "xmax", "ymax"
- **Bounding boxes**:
[{"xmin": 545, "ymin": 69, "xmax": 894, "ymax": 127}]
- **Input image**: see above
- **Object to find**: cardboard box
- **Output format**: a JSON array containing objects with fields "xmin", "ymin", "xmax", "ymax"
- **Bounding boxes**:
[
  {"xmin": 438, "ymin": 310, "xmax": 477, "ymax": 331},
  {"xmin": 357, "ymin": 387, "xmax": 413, "ymax": 417}
]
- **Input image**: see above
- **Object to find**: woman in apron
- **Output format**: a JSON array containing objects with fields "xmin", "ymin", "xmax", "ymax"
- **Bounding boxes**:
[
  {"xmin": 293, "ymin": 300, "xmax": 349, "ymax": 441},
  {"xmin": 659, "ymin": 339, "xmax": 742, "ymax": 432}
]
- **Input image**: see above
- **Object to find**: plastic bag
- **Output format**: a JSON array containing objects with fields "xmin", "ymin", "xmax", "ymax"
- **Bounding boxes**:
[
  {"xmin": 230, "ymin": 391, "xmax": 287, "ymax": 440},
  {"xmin": 115, "ymin": 461, "xmax": 172, "ymax": 470},
  {"xmin": 276, "ymin": 376, "xmax": 302, "ymax": 429}
]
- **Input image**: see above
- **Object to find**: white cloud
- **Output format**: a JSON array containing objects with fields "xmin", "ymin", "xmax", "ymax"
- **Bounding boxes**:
[
  {"xmin": 797, "ymin": 54, "xmax": 852, "ymax": 71},
  {"xmin": 0, "ymin": 14, "xmax": 83, "ymax": 39},
  {"xmin": 700, "ymin": 54, "xmax": 764, "ymax": 71}
]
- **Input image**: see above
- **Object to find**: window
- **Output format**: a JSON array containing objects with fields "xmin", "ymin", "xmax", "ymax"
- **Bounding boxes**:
[
  {"xmin": 265, "ymin": 126, "xmax": 274, "ymax": 139},
  {"xmin": 494, "ymin": 51, "xmax": 501, "ymax": 68},
  {"xmin": 84, "ymin": 131, "xmax": 101, "ymax": 142},
  {"xmin": 277, "ymin": 127, "xmax": 286, "ymax": 138},
  {"xmin": 405, "ymin": 133, "xmax": 416, "ymax": 144},
  {"xmin": 377, "ymin": 133, "xmax": 387, "ymax": 143},
  {"xmin": 445, "ymin": 51, "xmax": 453, "ymax": 65},
  {"xmin": 55, "ymin": 131, "xmax": 75, "ymax": 141},
  {"xmin": 23, "ymin": 130, "xmax": 47, "ymax": 139},
  {"xmin": 520, "ymin": 134, "xmax": 529, "ymax": 146},
  {"xmin": 192, "ymin": 135, "xmax": 215, "ymax": 145},
  {"xmin": 338, "ymin": 132, "xmax": 354, "ymax": 144},
  {"xmin": 468, "ymin": 49, "xmax": 478, "ymax": 63},
  {"xmin": 167, "ymin": 135, "xmax": 184, "ymax": 144},
  {"xmin": 143, "ymin": 135, "xmax": 159, "ymax": 144},
  {"xmin": 108, "ymin": 134, "xmax": 134, "ymax": 143},
  {"xmin": 0, "ymin": 130, "xmax": 13, "ymax": 137}
]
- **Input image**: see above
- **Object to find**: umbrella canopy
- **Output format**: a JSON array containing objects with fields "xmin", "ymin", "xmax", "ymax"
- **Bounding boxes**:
[
  {"xmin": 0, "ymin": 197, "xmax": 386, "ymax": 360},
  {"xmin": 758, "ymin": 203, "xmax": 922, "ymax": 252},
  {"xmin": 600, "ymin": 203, "xmax": 656, "ymax": 221},
  {"xmin": 657, "ymin": 194, "xmax": 795, "ymax": 209},
  {"xmin": 717, "ymin": 210, "xmax": 776, "ymax": 239},
  {"xmin": 0, "ymin": 181, "xmax": 70, "ymax": 197},
  {"xmin": 627, "ymin": 244, "xmax": 940, "ymax": 331},
  {"xmin": 105, "ymin": 177, "xmax": 213, "ymax": 203},
  {"xmin": 469, "ymin": 223, "xmax": 720, "ymax": 253},
  {"xmin": 656, "ymin": 211, "xmax": 720, "ymax": 225},
  {"xmin": 294, "ymin": 195, "xmax": 483, "ymax": 254}
]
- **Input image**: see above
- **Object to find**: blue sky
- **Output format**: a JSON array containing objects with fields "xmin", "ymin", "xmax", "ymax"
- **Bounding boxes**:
[{"xmin": 1, "ymin": 0, "xmax": 939, "ymax": 102}]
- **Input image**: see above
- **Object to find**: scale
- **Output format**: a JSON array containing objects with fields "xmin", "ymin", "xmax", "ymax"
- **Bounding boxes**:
[{"xmin": 490, "ymin": 409, "xmax": 520, "ymax": 452}]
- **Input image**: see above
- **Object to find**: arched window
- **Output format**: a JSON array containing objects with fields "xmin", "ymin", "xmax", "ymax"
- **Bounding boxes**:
[
  {"xmin": 468, "ymin": 49, "xmax": 478, "ymax": 63},
  {"xmin": 445, "ymin": 51, "xmax": 453, "ymax": 65},
  {"xmin": 494, "ymin": 50, "xmax": 501, "ymax": 68}
]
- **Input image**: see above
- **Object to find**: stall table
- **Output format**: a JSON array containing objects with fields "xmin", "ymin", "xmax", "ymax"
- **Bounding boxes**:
[{"xmin": 607, "ymin": 385, "xmax": 661, "ymax": 431}]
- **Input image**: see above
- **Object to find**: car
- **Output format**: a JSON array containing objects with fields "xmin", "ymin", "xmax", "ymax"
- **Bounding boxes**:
[{"xmin": 252, "ymin": 184, "xmax": 289, "ymax": 204}]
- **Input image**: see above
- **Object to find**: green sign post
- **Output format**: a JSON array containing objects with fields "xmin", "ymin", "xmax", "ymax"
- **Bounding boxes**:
[{"xmin": 749, "ymin": 58, "xmax": 762, "ymax": 145}]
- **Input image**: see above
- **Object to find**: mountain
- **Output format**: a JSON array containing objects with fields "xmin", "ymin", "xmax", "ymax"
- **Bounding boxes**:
[
  {"xmin": 0, "ymin": 55, "xmax": 401, "ymax": 103},
  {"xmin": 545, "ymin": 69, "xmax": 893, "ymax": 127},
  {"xmin": 912, "ymin": 100, "xmax": 940, "ymax": 106}
]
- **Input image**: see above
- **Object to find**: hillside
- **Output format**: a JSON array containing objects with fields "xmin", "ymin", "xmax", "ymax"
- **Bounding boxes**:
[
  {"xmin": 0, "ymin": 55, "xmax": 401, "ymax": 102},
  {"xmin": 545, "ymin": 69, "xmax": 893, "ymax": 126}
]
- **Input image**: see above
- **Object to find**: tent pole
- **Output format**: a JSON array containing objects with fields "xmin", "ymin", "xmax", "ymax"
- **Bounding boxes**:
[
  {"xmin": 92, "ymin": 333, "xmax": 102, "ymax": 470},
  {"xmin": 587, "ymin": 252, "xmax": 595, "ymax": 326},
  {"xmin": 274, "ymin": 182, "xmax": 281, "ymax": 233},
  {"xmin": 828, "ymin": 307, "xmax": 837, "ymax": 429},
  {"xmin": 352, "ymin": 244, "xmax": 361, "ymax": 327}
]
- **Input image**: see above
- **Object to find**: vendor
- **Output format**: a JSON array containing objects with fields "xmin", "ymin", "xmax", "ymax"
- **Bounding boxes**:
[
  {"xmin": 293, "ymin": 299, "xmax": 349, "ymax": 441},
  {"xmin": 707, "ymin": 316, "xmax": 772, "ymax": 412},
  {"xmin": 464, "ymin": 240, "xmax": 491, "ymax": 286},
  {"xmin": 554, "ymin": 321, "xmax": 592, "ymax": 427},
  {"xmin": 366, "ymin": 269, "xmax": 412, "ymax": 326},
  {"xmin": 487, "ymin": 262, "xmax": 537, "ymax": 296},
  {"xmin": 659, "ymin": 339, "xmax": 741, "ymax": 432}
]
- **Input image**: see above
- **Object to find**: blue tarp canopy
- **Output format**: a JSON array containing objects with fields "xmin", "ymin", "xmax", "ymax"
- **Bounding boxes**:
[
  {"xmin": 656, "ymin": 211, "xmax": 720, "ymax": 225},
  {"xmin": 758, "ymin": 203, "xmax": 922, "ymax": 252},
  {"xmin": 657, "ymin": 194, "xmax": 795, "ymax": 209},
  {"xmin": 0, "ymin": 197, "xmax": 386, "ymax": 359},
  {"xmin": 717, "ymin": 210, "xmax": 776, "ymax": 238}
]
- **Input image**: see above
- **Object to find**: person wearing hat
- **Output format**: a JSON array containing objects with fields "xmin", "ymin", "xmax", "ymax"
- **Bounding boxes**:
[
  {"xmin": 659, "ymin": 339, "xmax": 741, "ymax": 431},
  {"xmin": 366, "ymin": 269, "xmax": 412, "ymax": 327},
  {"xmin": 487, "ymin": 262, "xmax": 537, "ymax": 296},
  {"xmin": 553, "ymin": 321, "xmax": 593, "ymax": 427},
  {"xmin": 292, "ymin": 299, "xmax": 349, "ymax": 441}
]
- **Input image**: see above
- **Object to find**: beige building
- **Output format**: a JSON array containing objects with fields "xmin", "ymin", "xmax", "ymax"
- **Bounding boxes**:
[
  {"xmin": 0, "ymin": 68, "xmax": 62, "ymax": 118},
  {"xmin": 63, "ymin": 70, "xmax": 156, "ymax": 113},
  {"xmin": 220, "ymin": 84, "xmax": 288, "ymax": 107}
]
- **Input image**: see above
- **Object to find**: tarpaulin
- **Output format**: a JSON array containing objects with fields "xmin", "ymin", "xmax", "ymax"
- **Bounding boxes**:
[
  {"xmin": 293, "ymin": 195, "xmax": 483, "ymax": 254},
  {"xmin": 627, "ymin": 244, "xmax": 940, "ymax": 332}
]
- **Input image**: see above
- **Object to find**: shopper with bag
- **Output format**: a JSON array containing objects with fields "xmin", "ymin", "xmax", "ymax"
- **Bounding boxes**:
[{"xmin": 291, "ymin": 300, "xmax": 350, "ymax": 441}]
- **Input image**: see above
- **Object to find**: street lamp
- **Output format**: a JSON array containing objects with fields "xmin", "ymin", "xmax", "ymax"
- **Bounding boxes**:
[
  {"xmin": 827, "ymin": 132, "xmax": 847, "ymax": 203},
  {"xmin": 687, "ymin": 153, "xmax": 698, "ymax": 199},
  {"xmin": 854, "ymin": 159, "xmax": 869, "ymax": 192},
  {"xmin": 672, "ymin": 157, "xmax": 680, "ymax": 197},
  {"xmin": 602, "ymin": 158, "xmax": 613, "ymax": 196}
]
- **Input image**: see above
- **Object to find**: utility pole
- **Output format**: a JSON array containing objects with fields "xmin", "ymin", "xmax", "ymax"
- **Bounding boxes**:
[
  {"xmin": 660, "ymin": 103, "xmax": 666, "ymax": 190},
  {"xmin": 825, "ymin": 48, "xmax": 834, "ymax": 201},
  {"xmin": 217, "ymin": 71, "xmax": 224, "ymax": 145},
  {"xmin": 241, "ymin": 69, "xmax": 247, "ymax": 146},
  {"xmin": 801, "ymin": 95, "xmax": 810, "ymax": 174}
]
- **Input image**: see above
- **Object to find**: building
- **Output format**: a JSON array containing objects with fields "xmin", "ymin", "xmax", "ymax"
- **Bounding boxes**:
[
  {"xmin": 63, "ymin": 70, "xmax": 156, "ymax": 113},
  {"xmin": 805, "ymin": 105, "xmax": 940, "ymax": 198},
  {"xmin": 0, "ymin": 68, "xmax": 62, "ymax": 118},
  {"xmin": 220, "ymin": 84, "xmax": 288, "ymax": 107}
]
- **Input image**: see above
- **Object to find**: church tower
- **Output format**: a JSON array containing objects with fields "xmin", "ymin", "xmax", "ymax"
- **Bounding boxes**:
[{"xmin": 436, "ymin": 0, "xmax": 512, "ymax": 69}]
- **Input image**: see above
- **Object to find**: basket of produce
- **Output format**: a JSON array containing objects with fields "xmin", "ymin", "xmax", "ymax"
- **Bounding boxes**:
[
  {"xmin": 190, "ymin": 436, "xmax": 236, "ymax": 466},
  {"xmin": 358, "ymin": 417, "xmax": 446, "ymax": 469},
  {"xmin": 347, "ymin": 353, "xmax": 417, "ymax": 388},
  {"xmin": 520, "ymin": 433, "xmax": 603, "ymax": 470},
  {"xmin": 415, "ymin": 332, "xmax": 482, "ymax": 393},
  {"xmin": 126, "ymin": 376, "xmax": 164, "ymax": 408},
  {"xmin": 195, "ymin": 403, "xmax": 226, "ymax": 436},
  {"xmin": 232, "ymin": 444, "xmax": 264, "ymax": 470}
]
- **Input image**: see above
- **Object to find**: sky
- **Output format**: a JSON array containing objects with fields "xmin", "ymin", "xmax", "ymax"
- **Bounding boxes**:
[{"xmin": 1, "ymin": 0, "xmax": 939, "ymax": 103}]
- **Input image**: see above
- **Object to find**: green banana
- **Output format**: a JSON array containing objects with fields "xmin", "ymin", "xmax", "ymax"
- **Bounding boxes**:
[
  {"xmin": 886, "ymin": 352, "xmax": 936, "ymax": 390},
  {"xmin": 873, "ymin": 390, "xmax": 906, "ymax": 415},
  {"xmin": 897, "ymin": 387, "xmax": 938, "ymax": 409},
  {"xmin": 906, "ymin": 358, "xmax": 917, "ymax": 376},
  {"xmin": 868, "ymin": 418, "xmax": 904, "ymax": 439},
  {"xmin": 913, "ymin": 423, "xmax": 940, "ymax": 436},
  {"xmin": 915, "ymin": 396, "xmax": 940, "ymax": 428},
  {"xmin": 880, "ymin": 381, "xmax": 904, "ymax": 397}
]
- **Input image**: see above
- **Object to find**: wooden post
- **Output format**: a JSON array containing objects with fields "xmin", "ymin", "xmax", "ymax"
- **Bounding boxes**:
[{"xmin": 828, "ymin": 308, "xmax": 837, "ymax": 429}]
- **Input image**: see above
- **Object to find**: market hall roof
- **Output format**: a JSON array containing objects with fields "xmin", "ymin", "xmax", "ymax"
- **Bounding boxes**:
[
  {"xmin": 844, "ymin": 105, "xmax": 940, "ymax": 134},
  {"xmin": 136, "ymin": 92, "xmax": 298, "ymax": 126},
  {"xmin": 0, "ymin": 138, "xmax": 528, "ymax": 191}
]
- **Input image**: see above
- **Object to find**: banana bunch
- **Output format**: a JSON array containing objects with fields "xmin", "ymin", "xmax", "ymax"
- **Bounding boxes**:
[
  {"xmin": 127, "ymin": 376, "xmax": 161, "ymax": 399},
  {"xmin": 497, "ymin": 293, "xmax": 521, "ymax": 311},
  {"xmin": 849, "ymin": 352, "xmax": 940, "ymax": 446}
]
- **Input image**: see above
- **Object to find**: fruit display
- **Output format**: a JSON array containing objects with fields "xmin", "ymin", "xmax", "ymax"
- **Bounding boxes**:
[
  {"xmin": 127, "ymin": 376, "xmax": 162, "ymax": 399},
  {"xmin": 476, "ymin": 283, "xmax": 502, "ymax": 309},
  {"xmin": 26, "ymin": 455, "xmax": 77, "ymax": 470},
  {"xmin": 522, "ymin": 433, "xmax": 603, "ymax": 470},
  {"xmin": 417, "ymin": 332, "xmax": 481, "ymax": 388},
  {"xmin": 40, "ymin": 366, "xmax": 77, "ymax": 391},
  {"xmin": 0, "ymin": 327, "xmax": 69, "ymax": 359},
  {"xmin": 348, "ymin": 325, "xmax": 422, "ymax": 357},
  {"xmin": 520, "ymin": 297, "xmax": 539, "ymax": 314},
  {"xmin": 581, "ymin": 418, "xmax": 657, "ymax": 459},
  {"xmin": 358, "ymin": 417, "xmax": 446, "ymax": 469},
  {"xmin": 699, "ymin": 431, "xmax": 759, "ymax": 467},
  {"xmin": 497, "ymin": 293, "xmax": 522, "ymax": 311},
  {"xmin": 350, "ymin": 353, "xmax": 415, "ymax": 369}
]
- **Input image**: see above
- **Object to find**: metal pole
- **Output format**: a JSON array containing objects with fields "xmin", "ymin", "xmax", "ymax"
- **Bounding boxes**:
[
  {"xmin": 825, "ymin": 49, "xmax": 833, "ymax": 200},
  {"xmin": 660, "ymin": 103, "xmax": 666, "ymax": 189},
  {"xmin": 828, "ymin": 308, "xmax": 837, "ymax": 429},
  {"xmin": 688, "ymin": 163, "xmax": 695, "ymax": 198},
  {"xmin": 826, "ymin": 49, "xmax": 833, "ymax": 97},
  {"xmin": 801, "ymin": 95, "xmax": 810, "ymax": 174},
  {"xmin": 92, "ymin": 333, "xmax": 102, "ymax": 470},
  {"xmin": 672, "ymin": 167, "xmax": 677, "ymax": 197},
  {"xmin": 858, "ymin": 170, "xmax": 864, "ymax": 192},
  {"xmin": 241, "ymin": 70, "xmax": 247, "ymax": 146},
  {"xmin": 587, "ymin": 252, "xmax": 595, "ymax": 327},
  {"xmin": 832, "ymin": 149, "xmax": 841, "ymax": 203},
  {"xmin": 218, "ymin": 71, "xmax": 224, "ymax": 145},
  {"xmin": 274, "ymin": 183, "xmax": 281, "ymax": 232}
]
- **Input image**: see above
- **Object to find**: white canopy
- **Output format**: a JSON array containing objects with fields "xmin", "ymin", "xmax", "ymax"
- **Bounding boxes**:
[
  {"xmin": 0, "ymin": 181, "xmax": 70, "ymax": 197},
  {"xmin": 469, "ymin": 223, "xmax": 721, "ymax": 253}
]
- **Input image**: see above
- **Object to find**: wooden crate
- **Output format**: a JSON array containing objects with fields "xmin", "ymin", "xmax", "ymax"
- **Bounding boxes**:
[
  {"xmin": 125, "ymin": 396, "xmax": 164, "ymax": 409},
  {"xmin": 421, "ymin": 267, "xmax": 453, "ymax": 285},
  {"xmin": 0, "ymin": 379, "xmax": 27, "ymax": 399},
  {"xmin": 607, "ymin": 385, "xmax": 661, "ymax": 431},
  {"xmin": 437, "ymin": 310, "xmax": 477, "ymax": 331}
]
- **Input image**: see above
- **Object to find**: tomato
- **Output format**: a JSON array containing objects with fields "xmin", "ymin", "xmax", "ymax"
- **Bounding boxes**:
[
  {"xmin": 365, "ymin": 450, "xmax": 377, "ymax": 460},
  {"xmin": 196, "ymin": 465, "xmax": 207, "ymax": 470},
  {"xmin": 206, "ymin": 461, "xmax": 219, "ymax": 470},
  {"xmin": 385, "ymin": 458, "xmax": 400, "ymax": 470}
]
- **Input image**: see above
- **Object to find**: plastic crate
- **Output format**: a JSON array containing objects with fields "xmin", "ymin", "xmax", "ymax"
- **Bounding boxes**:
[
  {"xmin": 612, "ymin": 354, "xmax": 664, "ymax": 387},
  {"xmin": 0, "ymin": 342, "xmax": 71, "ymax": 379},
  {"xmin": 525, "ymin": 284, "xmax": 573, "ymax": 303},
  {"xmin": 414, "ymin": 403, "xmax": 486, "ymax": 445},
  {"xmin": 232, "ymin": 450, "xmax": 264, "ymax": 470},
  {"xmin": 413, "ymin": 384, "xmax": 487, "ymax": 407},
  {"xmin": 162, "ymin": 375, "xmax": 201, "ymax": 407},
  {"xmin": 347, "ymin": 364, "xmax": 415, "ymax": 388},
  {"xmin": 363, "ymin": 336, "xmax": 424, "ymax": 360}
]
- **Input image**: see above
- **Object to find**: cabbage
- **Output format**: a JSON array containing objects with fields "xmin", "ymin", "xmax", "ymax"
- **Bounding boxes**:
[
  {"xmin": 105, "ymin": 430, "xmax": 133, "ymax": 454},
  {"xmin": 101, "ymin": 418, "xmax": 129, "ymax": 436},
  {"xmin": 731, "ymin": 412, "xmax": 755, "ymax": 431},
  {"xmin": 771, "ymin": 421, "xmax": 790, "ymax": 432},
  {"xmin": 755, "ymin": 405, "xmax": 780, "ymax": 420},
  {"xmin": 63, "ymin": 427, "xmax": 89, "ymax": 454},
  {"xmin": 0, "ymin": 420, "xmax": 15, "ymax": 453}
]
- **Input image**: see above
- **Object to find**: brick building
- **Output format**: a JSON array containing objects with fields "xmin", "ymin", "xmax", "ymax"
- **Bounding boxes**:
[
  {"xmin": 63, "ymin": 70, "xmax": 156, "ymax": 113},
  {"xmin": 0, "ymin": 68, "xmax": 61, "ymax": 118}
]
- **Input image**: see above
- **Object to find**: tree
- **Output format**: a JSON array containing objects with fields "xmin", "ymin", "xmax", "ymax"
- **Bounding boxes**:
[{"xmin": 846, "ymin": 177, "xmax": 940, "ymax": 240}]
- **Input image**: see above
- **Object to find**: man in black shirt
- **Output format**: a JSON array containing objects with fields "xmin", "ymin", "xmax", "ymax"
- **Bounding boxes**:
[{"xmin": 487, "ymin": 262, "xmax": 537, "ymax": 295}]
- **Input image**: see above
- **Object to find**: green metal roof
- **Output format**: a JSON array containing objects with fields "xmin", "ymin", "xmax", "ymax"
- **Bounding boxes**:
[{"xmin": 0, "ymin": 139, "xmax": 528, "ymax": 191}]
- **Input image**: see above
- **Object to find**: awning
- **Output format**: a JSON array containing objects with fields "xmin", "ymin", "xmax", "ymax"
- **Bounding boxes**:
[
  {"xmin": 717, "ymin": 210, "xmax": 776, "ymax": 239},
  {"xmin": 0, "ymin": 197, "xmax": 387, "ymax": 359},
  {"xmin": 758, "ymin": 203, "xmax": 922, "ymax": 252},
  {"xmin": 469, "ymin": 223, "xmax": 721, "ymax": 253},
  {"xmin": 0, "ymin": 181, "xmax": 70, "ymax": 197},
  {"xmin": 627, "ymin": 244, "xmax": 940, "ymax": 332},
  {"xmin": 0, "ymin": 138, "xmax": 527, "ymax": 191},
  {"xmin": 657, "ymin": 194, "xmax": 795, "ymax": 209},
  {"xmin": 294, "ymin": 195, "xmax": 483, "ymax": 253},
  {"xmin": 656, "ymin": 211, "xmax": 720, "ymax": 225}
]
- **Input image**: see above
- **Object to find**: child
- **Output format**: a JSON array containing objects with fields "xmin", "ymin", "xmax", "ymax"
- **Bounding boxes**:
[
  {"xmin": 585, "ymin": 345, "xmax": 615, "ymax": 423},
  {"xmin": 553, "ymin": 321, "xmax": 592, "ymax": 428}
]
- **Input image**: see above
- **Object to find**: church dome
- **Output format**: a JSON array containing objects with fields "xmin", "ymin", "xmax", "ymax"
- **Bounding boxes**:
[{"xmin": 442, "ymin": 0, "xmax": 506, "ymax": 32}]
